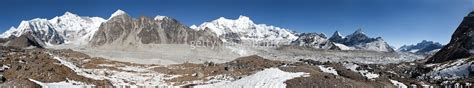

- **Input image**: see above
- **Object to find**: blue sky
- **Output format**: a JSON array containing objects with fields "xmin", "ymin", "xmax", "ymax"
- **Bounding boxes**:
[{"xmin": 1, "ymin": 0, "xmax": 473, "ymax": 48}]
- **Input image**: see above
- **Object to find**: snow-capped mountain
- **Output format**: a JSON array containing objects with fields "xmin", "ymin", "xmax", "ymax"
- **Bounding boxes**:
[
  {"xmin": 291, "ymin": 33, "xmax": 340, "ymax": 50},
  {"xmin": 328, "ymin": 31, "xmax": 344, "ymax": 43},
  {"xmin": 0, "ymin": 12, "xmax": 106, "ymax": 45},
  {"xmin": 191, "ymin": 15, "xmax": 298, "ymax": 45},
  {"xmin": 329, "ymin": 29, "xmax": 394, "ymax": 52},
  {"xmin": 49, "ymin": 12, "xmax": 106, "ymax": 45},
  {"xmin": 398, "ymin": 40, "xmax": 443, "ymax": 55},
  {"xmin": 1, "ymin": 19, "xmax": 65, "ymax": 45}
]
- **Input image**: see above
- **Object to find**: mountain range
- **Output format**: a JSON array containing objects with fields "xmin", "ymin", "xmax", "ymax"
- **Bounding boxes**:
[
  {"xmin": 89, "ymin": 10, "xmax": 221, "ymax": 48},
  {"xmin": 0, "ymin": 9, "xmax": 395, "ymax": 52},
  {"xmin": 0, "ymin": 12, "xmax": 105, "ymax": 45},
  {"xmin": 398, "ymin": 40, "xmax": 443, "ymax": 55}
]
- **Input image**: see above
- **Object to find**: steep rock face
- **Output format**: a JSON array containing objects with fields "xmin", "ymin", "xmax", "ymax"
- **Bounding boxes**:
[
  {"xmin": 343, "ymin": 29, "xmax": 372, "ymax": 46},
  {"xmin": 4, "ymin": 33, "xmax": 45, "ymax": 48},
  {"xmin": 398, "ymin": 40, "xmax": 443, "ymax": 55},
  {"xmin": 90, "ymin": 10, "xmax": 221, "ymax": 47},
  {"xmin": 192, "ymin": 15, "xmax": 298, "ymax": 45},
  {"xmin": 291, "ymin": 33, "xmax": 340, "ymax": 50},
  {"xmin": 328, "ymin": 31, "xmax": 344, "ymax": 43},
  {"xmin": 427, "ymin": 11, "xmax": 474, "ymax": 63},
  {"xmin": 330, "ymin": 29, "xmax": 394, "ymax": 52}
]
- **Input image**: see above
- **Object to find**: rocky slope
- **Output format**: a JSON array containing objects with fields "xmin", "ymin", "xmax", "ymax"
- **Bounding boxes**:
[
  {"xmin": 89, "ymin": 10, "xmax": 221, "ymax": 47},
  {"xmin": 191, "ymin": 15, "xmax": 298, "ymax": 45},
  {"xmin": 398, "ymin": 40, "xmax": 443, "ymax": 55},
  {"xmin": 427, "ymin": 11, "xmax": 474, "ymax": 63},
  {"xmin": 3, "ymin": 33, "xmax": 45, "ymax": 48}
]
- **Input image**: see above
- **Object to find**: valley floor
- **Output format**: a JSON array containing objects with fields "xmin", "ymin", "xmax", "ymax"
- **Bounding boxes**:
[
  {"xmin": 0, "ymin": 45, "xmax": 472, "ymax": 88},
  {"xmin": 49, "ymin": 44, "xmax": 424, "ymax": 65}
]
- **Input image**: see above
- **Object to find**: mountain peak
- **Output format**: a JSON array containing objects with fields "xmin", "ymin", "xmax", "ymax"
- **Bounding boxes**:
[
  {"xmin": 56, "ymin": 11, "xmax": 80, "ymax": 20},
  {"xmin": 468, "ymin": 11, "xmax": 474, "ymax": 17},
  {"xmin": 63, "ymin": 12, "xmax": 77, "ymax": 16},
  {"xmin": 421, "ymin": 40, "xmax": 431, "ymax": 43},
  {"xmin": 332, "ymin": 31, "xmax": 343, "ymax": 37},
  {"xmin": 328, "ymin": 31, "xmax": 345, "ymax": 43},
  {"xmin": 9, "ymin": 26, "xmax": 16, "ymax": 30},
  {"xmin": 237, "ymin": 15, "xmax": 250, "ymax": 20},
  {"xmin": 354, "ymin": 28, "xmax": 364, "ymax": 34},
  {"xmin": 109, "ymin": 9, "xmax": 127, "ymax": 19},
  {"xmin": 215, "ymin": 15, "xmax": 254, "ymax": 24},
  {"xmin": 237, "ymin": 15, "xmax": 253, "ymax": 23},
  {"xmin": 154, "ymin": 15, "xmax": 168, "ymax": 20},
  {"xmin": 190, "ymin": 25, "xmax": 198, "ymax": 29}
]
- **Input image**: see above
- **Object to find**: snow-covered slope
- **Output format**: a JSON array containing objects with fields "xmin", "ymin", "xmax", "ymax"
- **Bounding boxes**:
[
  {"xmin": 49, "ymin": 12, "xmax": 106, "ymax": 45},
  {"xmin": 195, "ymin": 68, "xmax": 308, "ymax": 88},
  {"xmin": 423, "ymin": 58, "xmax": 474, "ymax": 80},
  {"xmin": 0, "ymin": 19, "xmax": 65, "ymax": 45},
  {"xmin": 192, "ymin": 15, "xmax": 298, "ymax": 45},
  {"xmin": 398, "ymin": 40, "xmax": 443, "ymax": 55},
  {"xmin": 109, "ymin": 9, "xmax": 126, "ymax": 20},
  {"xmin": 0, "ymin": 11, "xmax": 106, "ymax": 46}
]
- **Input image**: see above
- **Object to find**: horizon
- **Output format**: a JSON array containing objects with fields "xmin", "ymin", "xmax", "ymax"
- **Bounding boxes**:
[{"xmin": 1, "ymin": 0, "xmax": 474, "ymax": 48}]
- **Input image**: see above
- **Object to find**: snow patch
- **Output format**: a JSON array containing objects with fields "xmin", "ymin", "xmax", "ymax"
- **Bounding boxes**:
[
  {"xmin": 389, "ymin": 79, "xmax": 407, "ymax": 88},
  {"xmin": 334, "ymin": 43, "xmax": 353, "ymax": 50},
  {"xmin": 195, "ymin": 68, "xmax": 308, "ymax": 88},
  {"xmin": 343, "ymin": 63, "xmax": 379, "ymax": 79},
  {"xmin": 29, "ymin": 78, "xmax": 92, "ymax": 88},
  {"xmin": 318, "ymin": 65, "xmax": 339, "ymax": 75}
]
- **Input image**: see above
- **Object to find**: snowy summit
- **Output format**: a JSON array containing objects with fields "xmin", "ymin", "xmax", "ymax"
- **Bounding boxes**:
[{"xmin": 109, "ymin": 9, "xmax": 127, "ymax": 19}]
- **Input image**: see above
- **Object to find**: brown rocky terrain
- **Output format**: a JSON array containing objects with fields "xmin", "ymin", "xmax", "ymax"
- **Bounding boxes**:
[
  {"xmin": 0, "ymin": 45, "xmax": 411, "ymax": 87},
  {"xmin": 0, "ymin": 46, "xmax": 110, "ymax": 87}
]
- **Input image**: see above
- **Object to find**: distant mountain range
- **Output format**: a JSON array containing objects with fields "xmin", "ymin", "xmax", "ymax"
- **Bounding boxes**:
[
  {"xmin": 191, "ymin": 15, "xmax": 298, "ymax": 45},
  {"xmin": 290, "ymin": 29, "xmax": 394, "ymax": 52},
  {"xmin": 1, "ymin": 9, "xmax": 396, "ymax": 52},
  {"xmin": 398, "ymin": 40, "xmax": 443, "ymax": 55}
]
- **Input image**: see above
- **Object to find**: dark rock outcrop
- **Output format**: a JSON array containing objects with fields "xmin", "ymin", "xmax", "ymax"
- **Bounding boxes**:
[
  {"xmin": 328, "ymin": 31, "xmax": 344, "ymax": 43},
  {"xmin": 427, "ymin": 11, "xmax": 474, "ymax": 63},
  {"xmin": 4, "ymin": 33, "xmax": 45, "ymax": 48}
]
